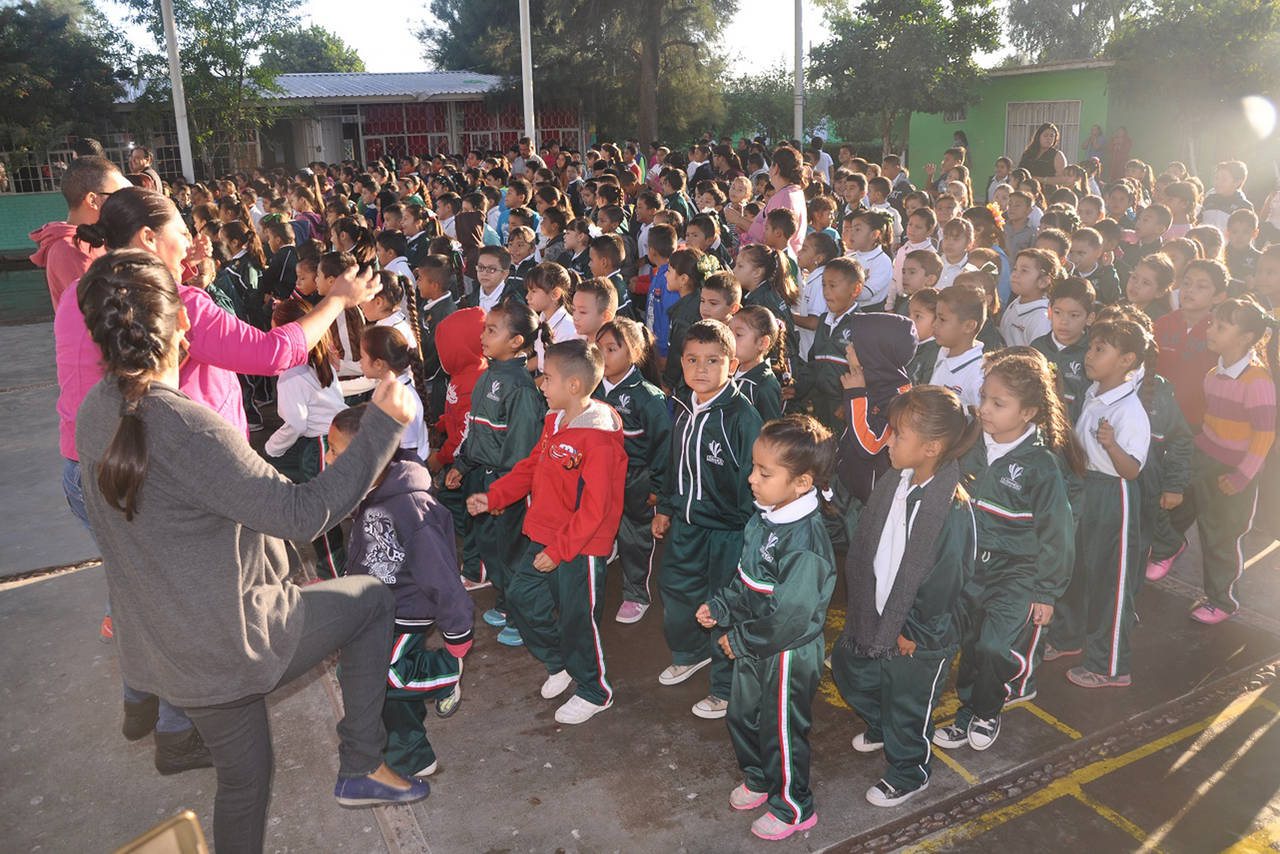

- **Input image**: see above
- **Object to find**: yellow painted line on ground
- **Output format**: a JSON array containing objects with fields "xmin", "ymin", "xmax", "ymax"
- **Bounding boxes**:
[
  {"xmin": 1071, "ymin": 785, "xmax": 1166, "ymax": 851},
  {"xmin": 1020, "ymin": 702, "xmax": 1084, "ymax": 740},
  {"xmin": 903, "ymin": 690, "xmax": 1268, "ymax": 853},
  {"xmin": 932, "ymin": 746, "xmax": 981, "ymax": 785},
  {"xmin": 1243, "ymin": 540, "xmax": 1280, "ymax": 570},
  {"xmin": 1222, "ymin": 818, "xmax": 1280, "ymax": 853}
]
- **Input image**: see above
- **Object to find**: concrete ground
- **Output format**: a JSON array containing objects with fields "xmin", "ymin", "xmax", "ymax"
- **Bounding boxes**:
[{"xmin": 4, "ymin": 268, "xmax": 1280, "ymax": 852}]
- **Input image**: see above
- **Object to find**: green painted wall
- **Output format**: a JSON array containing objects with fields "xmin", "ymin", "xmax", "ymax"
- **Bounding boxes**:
[
  {"xmin": 910, "ymin": 67, "xmax": 1111, "ymax": 196},
  {"xmin": 0, "ymin": 193, "xmax": 67, "ymax": 256}
]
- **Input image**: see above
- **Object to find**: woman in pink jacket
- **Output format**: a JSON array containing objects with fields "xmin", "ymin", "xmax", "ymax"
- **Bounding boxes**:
[
  {"xmin": 732, "ymin": 145, "xmax": 809, "ymax": 254},
  {"xmin": 54, "ymin": 187, "xmax": 378, "ymax": 773}
]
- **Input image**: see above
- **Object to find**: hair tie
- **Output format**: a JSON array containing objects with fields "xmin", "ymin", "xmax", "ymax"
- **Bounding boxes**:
[{"xmin": 979, "ymin": 262, "xmax": 999, "ymax": 276}]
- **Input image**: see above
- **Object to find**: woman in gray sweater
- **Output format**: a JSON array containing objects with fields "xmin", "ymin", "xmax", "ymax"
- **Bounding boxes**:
[{"xmin": 74, "ymin": 250, "xmax": 429, "ymax": 853}]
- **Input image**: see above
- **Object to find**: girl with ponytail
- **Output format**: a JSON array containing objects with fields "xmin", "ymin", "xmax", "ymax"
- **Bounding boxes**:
[
  {"xmin": 213, "ymin": 220, "xmax": 268, "ymax": 326},
  {"xmin": 735, "ymin": 243, "xmax": 801, "ymax": 383},
  {"xmin": 75, "ymin": 248, "xmax": 428, "ymax": 852},
  {"xmin": 1047, "ymin": 317, "xmax": 1153, "ymax": 689},
  {"xmin": 932, "ymin": 352, "xmax": 1078, "ymax": 752},
  {"xmin": 832, "ymin": 385, "xmax": 980, "ymax": 808}
]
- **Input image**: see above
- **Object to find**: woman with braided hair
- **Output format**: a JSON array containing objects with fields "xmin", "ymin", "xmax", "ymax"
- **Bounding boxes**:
[{"xmin": 75, "ymin": 250, "xmax": 428, "ymax": 853}]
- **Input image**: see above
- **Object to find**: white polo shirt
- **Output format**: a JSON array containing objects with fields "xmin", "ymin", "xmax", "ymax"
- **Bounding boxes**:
[
  {"xmin": 937, "ymin": 254, "xmax": 975, "ymax": 291},
  {"xmin": 852, "ymin": 246, "xmax": 893, "ymax": 307},
  {"xmin": 999, "ymin": 297, "xmax": 1051, "ymax": 347},
  {"xmin": 930, "ymin": 341, "xmax": 985, "ymax": 411},
  {"xmin": 797, "ymin": 265, "xmax": 828, "ymax": 359},
  {"xmin": 1075, "ymin": 378, "xmax": 1151, "ymax": 476}
]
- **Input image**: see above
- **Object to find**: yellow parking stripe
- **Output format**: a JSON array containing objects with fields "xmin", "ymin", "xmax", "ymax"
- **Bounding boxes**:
[
  {"xmin": 1071, "ymin": 786, "xmax": 1164, "ymax": 850},
  {"xmin": 932, "ymin": 748, "xmax": 980, "ymax": 785},
  {"xmin": 1020, "ymin": 702, "xmax": 1084, "ymax": 740}
]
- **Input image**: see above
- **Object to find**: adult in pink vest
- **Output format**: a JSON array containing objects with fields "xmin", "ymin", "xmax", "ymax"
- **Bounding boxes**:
[{"xmin": 736, "ymin": 145, "xmax": 809, "ymax": 254}]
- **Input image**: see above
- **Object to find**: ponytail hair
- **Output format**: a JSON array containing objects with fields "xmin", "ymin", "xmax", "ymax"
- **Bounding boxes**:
[
  {"xmin": 272, "ymin": 298, "xmax": 335, "ymax": 387},
  {"xmin": 220, "ymin": 220, "xmax": 267, "ymax": 270},
  {"xmin": 738, "ymin": 243, "xmax": 799, "ymax": 306},
  {"xmin": 526, "ymin": 262, "xmax": 572, "ymax": 311},
  {"xmin": 733, "ymin": 304, "xmax": 790, "ymax": 381},
  {"xmin": 984, "ymin": 353, "xmax": 1086, "ymax": 476},
  {"xmin": 335, "ymin": 216, "xmax": 376, "ymax": 267},
  {"xmin": 597, "ymin": 317, "xmax": 661, "ymax": 387},
  {"xmin": 77, "ymin": 250, "xmax": 184, "ymax": 521},
  {"xmin": 885, "ymin": 385, "xmax": 982, "ymax": 499},
  {"xmin": 491, "ymin": 300, "xmax": 551, "ymax": 356},
  {"xmin": 75, "ymin": 187, "xmax": 178, "ymax": 251}
]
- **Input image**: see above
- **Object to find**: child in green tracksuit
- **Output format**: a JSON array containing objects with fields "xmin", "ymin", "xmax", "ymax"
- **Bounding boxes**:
[
  {"xmin": 445, "ymin": 302, "xmax": 548, "ymax": 647},
  {"xmin": 654, "ymin": 320, "xmax": 764, "ymax": 720},
  {"xmin": 933, "ymin": 353, "xmax": 1079, "ymax": 753},
  {"xmin": 697, "ymin": 415, "xmax": 837, "ymax": 841},
  {"xmin": 1031, "ymin": 276, "xmax": 1096, "ymax": 423},
  {"xmin": 794, "ymin": 256, "xmax": 865, "ymax": 431},
  {"xmin": 593, "ymin": 318, "xmax": 672, "ymax": 623},
  {"xmin": 729, "ymin": 306, "xmax": 786, "ymax": 423},
  {"xmin": 832, "ymin": 387, "xmax": 978, "ymax": 808}
]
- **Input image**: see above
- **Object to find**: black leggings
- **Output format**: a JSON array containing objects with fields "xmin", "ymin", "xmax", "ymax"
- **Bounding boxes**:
[{"xmin": 185, "ymin": 576, "xmax": 394, "ymax": 854}]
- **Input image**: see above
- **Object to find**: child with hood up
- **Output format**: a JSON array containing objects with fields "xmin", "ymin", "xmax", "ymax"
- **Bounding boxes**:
[
  {"xmin": 430, "ymin": 307, "xmax": 488, "ymax": 588},
  {"xmin": 827, "ymin": 312, "xmax": 918, "ymax": 548}
]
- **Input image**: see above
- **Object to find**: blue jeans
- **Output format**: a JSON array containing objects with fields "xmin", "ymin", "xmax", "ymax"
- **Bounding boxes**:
[{"xmin": 63, "ymin": 459, "xmax": 193, "ymax": 733}]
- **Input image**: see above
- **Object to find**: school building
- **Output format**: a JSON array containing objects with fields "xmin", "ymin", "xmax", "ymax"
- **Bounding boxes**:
[{"xmin": 909, "ymin": 59, "xmax": 1278, "ymax": 202}]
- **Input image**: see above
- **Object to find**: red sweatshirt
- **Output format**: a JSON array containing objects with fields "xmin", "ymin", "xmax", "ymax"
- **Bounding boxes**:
[
  {"xmin": 432, "ymin": 307, "xmax": 487, "ymax": 465},
  {"xmin": 30, "ymin": 222, "xmax": 104, "ymax": 307},
  {"xmin": 1154, "ymin": 310, "xmax": 1216, "ymax": 429},
  {"xmin": 487, "ymin": 400, "xmax": 627, "ymax": 565}
]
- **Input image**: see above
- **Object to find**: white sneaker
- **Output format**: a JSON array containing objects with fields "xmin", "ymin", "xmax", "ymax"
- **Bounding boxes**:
[
  {"xmin": 658, "ymin": 658, "xmax": 712, "ymax": 686},
  {"xmin": 852, "ymin": 732, "xmax": 885, "ymax": 753},
  {"xmin": 540, "ymin": 669, "xmax": 573, "ymax": 699},
  {"xmin": 554, "ymin": 694, "xmax": 612, "ymax": 724},
  {"xmin": 692, "ymin": 695, "xmax": 729, "ymax": 719},
  {"xmin": 412, "ymin": 759, "xmax": 438, "ymax": 777}
]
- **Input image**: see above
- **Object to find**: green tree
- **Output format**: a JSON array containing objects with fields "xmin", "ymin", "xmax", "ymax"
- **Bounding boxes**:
[
  {"xmin": 121, "ymin": 0, "xmax": 301, "ymax": 174},
  {"xmin": 421, "ymin": 0, "xmax": 735, "ymax": 144},
  {"xmin": 1006, "ymin": 0, "xmax": 1137, "ymax": 62},
  {"xmin": 260, "ymin": 24, "xmax": 366, "ymax": 74},
  {"xmin": 1107, "ymin": 0, "xmax": 1280, "ymax": 162},
  {"xmin": 722, "ymin": 64, "xmax": 831, "ymax": 143},
  {"xmin": 0, "ymin": 0, "xmax": 126, "ymax": 150},
  {"xmin": 810, "ymin": 0, "xmax": 1000, "ymax": 158}
]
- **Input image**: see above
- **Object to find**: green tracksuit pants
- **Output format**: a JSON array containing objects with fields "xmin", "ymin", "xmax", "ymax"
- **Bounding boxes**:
[
  {"xmin": 955, "ymin": 554, "xmax": 1046, "ymax": 725},
  {"xmin": 505, "ymin": 541, "xmax": 614, "ymax": 706},
  {"xmin": 437, "ymin": 469, "xmax": 483, "ymax": 583},
  {"xmin": 382, "ymin": 632, "xmax": 461, "ymax": 776},
  {"xmin": 658, "ymin": 518, "xmax": 743, "ymax": 700},
  {"xmin": 270, "ymin": 435, "xmax": 345, "ymax": 579},
  {"xmin": 831, "ymin": 646, "xmax": 955, "ymax": 791},
  {"xmin": 1140, "ymin": 471, "xmax": 1185, "ymax": 571},
  {"xmin": 1052, "ymin": 473, "xmax": 1141, "ymax": 677},
  {"xmin": 1169, "ymin": 453, "xmax": 1261, "ymax": 614},
  {"xmin": 727, "ymin": 636, "xmax": 823, "ymax": 825},
  {"xmin": 616, "ymin": 479, "xmax": 656, "ymax": 606},
  {"xmin": 474, "ymin": 469, "xmax": 529, "ymax": 617}
]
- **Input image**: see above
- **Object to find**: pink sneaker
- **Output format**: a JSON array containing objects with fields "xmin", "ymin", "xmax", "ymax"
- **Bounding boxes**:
[
  {"xmin": 1190, "ymin": 602, "xmax": 1236, "ymax": 624},
  {"xmin": 1145, "ymin": 541, "xmax": 1186, "ymax": 581},
  {"xmin": 751, "ymin": 811, "xmax": 817, "ymax": 840},
  {"xmin": 615, "ymin": 601, "xmax": 649, "ymax": 624}
]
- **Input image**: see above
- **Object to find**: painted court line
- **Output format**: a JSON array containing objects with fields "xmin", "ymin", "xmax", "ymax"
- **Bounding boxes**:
[
  {"xmin": 1071, "ymin": 785, "xmax": 1165, "ymax": 850},
  {"xmin": 1020, "ymin": 702, "xmax": 1084, "ymax": 740},
  {"xmin": 903, "ymin": 689, "xmax": 1271, "ymax": 852}
]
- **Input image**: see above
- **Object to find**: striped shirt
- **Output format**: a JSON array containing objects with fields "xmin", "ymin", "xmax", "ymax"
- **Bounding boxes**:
[{"xmin": 1197, "ymin": 354, "xmax": 1276, "ymax": 493}]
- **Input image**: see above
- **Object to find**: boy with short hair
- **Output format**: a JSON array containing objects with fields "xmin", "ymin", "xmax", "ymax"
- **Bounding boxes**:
[
  {"xmin": 699, "ymin": 271, "xmax": 742, "ymax": 323},
  {"xmin": 404, "ymin": 204, "xmax": 432, "ymax": 267},
  {"xmin": 1078, "ymin": 195, "xmax": 1104, "ymax": 227},
  {"xmin": 468, "ymin": 244, "xmax": 526, "ymax": 312},
  {"xmin": 643, "ymin": 224, "xmax": 679, "ymax": 357},
  {"xmin": 1032, "ymin": 276, "xmax": 1097, "ymax": 421},
  {"xmin": 376, "ymin": 230, "xmax": 413, "ymax": 284},
  {"xmin": 797, "ymin": 257, "xmax": 864, "ymax": 430},
  {"xmin": 1154, "ymin": 260, "xmax": 1230, "ymax": 430},
  {"xmin": 928, "ymin": 285, "xmax": 987, "ymax": 411},
  {"xmin": 1225, "ymin": 209, "xmax": 1263, "ymax": 287},
  {"xmin": 1068, "ymin": 227, "xmax": 1120, "ymax": 305},
  {"xmin": 906, "ymin": 288, "xmax": 942, "ymax": 385},
  {"xmin": 589, "ymin": 234, "xmax": 635, "ymax": 319},
  {"xmin": 937, "ymin": 218, "xmax": 976, "ymax": 290},
  {"xmin": 866, "ymin": 176, "xmax": 903, "ymax": 248},
  {"xmin": 1120, "ymin": 203, "xmax": 1172, "ymax": 281},
  {"xmin": 765, "ymin": 208, "xmax": 802, "ymax": 284},
  {"xmin": 653, "ymin": 320, "xmax": 765, "ymax": 720},
  {"xmin": 539, "ymin": 207, "xmax": 570, "ymax": 266},
  {"xmin": 572, "ymin": 276, "xmax": 619, "ymax": 340},
  {"xmin": 687, "ymin": 213, "xmax": 732, "ymax": 271},
  {"xmin": 1005, "ymin": 191, "xmax": 1037, "ymax": 256},
  {"xmin": 1035, "ymin": 228, "xmax": 1071, "ymax": 262},
  {"xmin": 414, "ymin": 255, "xmax": 461, "ymax": 420},
  {"xmin": 1200, "ymin": 160, "xmax": 1253, "ymax": 233},
  {"xmin": 468, "ymin": 340, "xmax": 627, "ymax": 724},
  {"xmin": 332, "ymin": 404, "xmax": 474, "ymax": 779}
]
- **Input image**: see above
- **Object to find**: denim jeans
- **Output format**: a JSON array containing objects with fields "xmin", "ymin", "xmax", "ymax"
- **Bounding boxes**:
[{"xmin": 63, "ymin": 458, "xmax": 193, "ymax": 733}]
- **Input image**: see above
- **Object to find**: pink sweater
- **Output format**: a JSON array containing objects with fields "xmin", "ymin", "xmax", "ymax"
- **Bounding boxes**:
[
  {"xmin": 56, "ymin": 282, "xmax": 308, "ymax": 460},
  {"xmin": 743, "ymin": 183, "xmax": 807, "ymax": 253}
]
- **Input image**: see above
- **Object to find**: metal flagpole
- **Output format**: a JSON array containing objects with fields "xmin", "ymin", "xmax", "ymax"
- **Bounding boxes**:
[
  {"xmin": 159, "ymin": 0, "xmax": 195, "ymax": 181},
  {"xmin": 519, "ymin": 0, "xmax": 536, "ymax": 145},
  {"xmin": 793, "ymin": 0, "xmax": 804, "ymax": 141}
]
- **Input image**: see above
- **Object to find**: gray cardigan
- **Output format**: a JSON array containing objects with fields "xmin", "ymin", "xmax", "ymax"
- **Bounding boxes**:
[{"xmin": 77, "ymin": 380, "xmax": 403, "ymax": 707}]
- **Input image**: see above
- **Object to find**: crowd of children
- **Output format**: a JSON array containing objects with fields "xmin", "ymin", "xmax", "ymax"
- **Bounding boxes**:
[{"xmin": 47, "ymin": 129, "xmax": 1280, "ymax": 842}]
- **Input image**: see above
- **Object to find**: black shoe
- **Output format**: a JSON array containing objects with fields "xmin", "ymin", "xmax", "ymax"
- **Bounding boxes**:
[
  {"xmin": 155, "ymin": 727, "xmax": 215, "ymax": 775},
  {"xmin": 122, "ymin": 696, "xmax": 159, "ymax": 742}
]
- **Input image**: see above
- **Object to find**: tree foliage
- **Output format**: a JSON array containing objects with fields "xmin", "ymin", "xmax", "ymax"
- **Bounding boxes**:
[
  {"xmin": 259, "ymin": 25, "xmax": 366, "ymax": 74},
  {"xmin": 120, "ymin": 0, "xmax": 301, "ymax": 174},
  {"xmin": 722, "ymin": 64, "xmax": 830, "ymax": 143},
  {"xmin": 0, "ymin": 0, "xmax": 126, "ymax": 150},
  {"xmin": 811, "ymin": 0, "xmax": 1000, "ymax": 157},
  {"xmin": 1006, "ymin": 0, "xmax": 1137, "ymax": 62},
  {"xmin": 421, "ymin": 0, "xmax": 735, "ymax": 144}
]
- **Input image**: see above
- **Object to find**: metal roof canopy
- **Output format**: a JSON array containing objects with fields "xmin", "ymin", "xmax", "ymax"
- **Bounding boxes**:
[{"xmin": 267, "ymin": 71, "xmax": 501, "ymax": 103}]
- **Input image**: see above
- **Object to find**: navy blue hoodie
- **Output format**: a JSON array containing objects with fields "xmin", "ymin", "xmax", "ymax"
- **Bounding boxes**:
[
  {"xmin": 837, "ymin": 312, "xmax": 916, "ymax": 503},
  {"xmin": 346, "ymin": 460, "xmax": 474, "ymax": 644}
]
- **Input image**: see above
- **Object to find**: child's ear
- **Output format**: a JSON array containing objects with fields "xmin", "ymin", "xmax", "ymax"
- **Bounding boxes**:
[{"xmin": 603, "ymin": 309, "xmax": 615, "ymax": 322}]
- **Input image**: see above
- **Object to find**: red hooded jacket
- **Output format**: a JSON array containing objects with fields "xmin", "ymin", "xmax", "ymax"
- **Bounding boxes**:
[
  {"xmin": 433, "ymin": 307, "xmax": 487, "ymax": 465},
  {"xmin": 487, "ymin": 401, "xmax": 627, "ymax": 565},
  {"xmin": 30, "ymin": 222, "xmax": 104, "ymax": 307}
]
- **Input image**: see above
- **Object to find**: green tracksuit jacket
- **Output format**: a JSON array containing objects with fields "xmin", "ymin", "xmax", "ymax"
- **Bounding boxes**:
[
  {"xmin": 662, "ymin": 289, "xmax": 704, "ymax": 388},
  {"xmin": 743, "ymin": 283, "xmax": 800, "ymax": 382},
  {"xmin": 735, "ymin": 362, "xmax": 784, "ymax": 423},
  {"xmin": 797, "ymin": 308, "xmax": 858, "ymax": 429},
  {"xmin": 1139, "ymin": 372, "xmax": 1194, "ymax": 565},
  {"xmin": 1032, "ymin": 332, "xmax": 1090, "ymax": 422}
]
